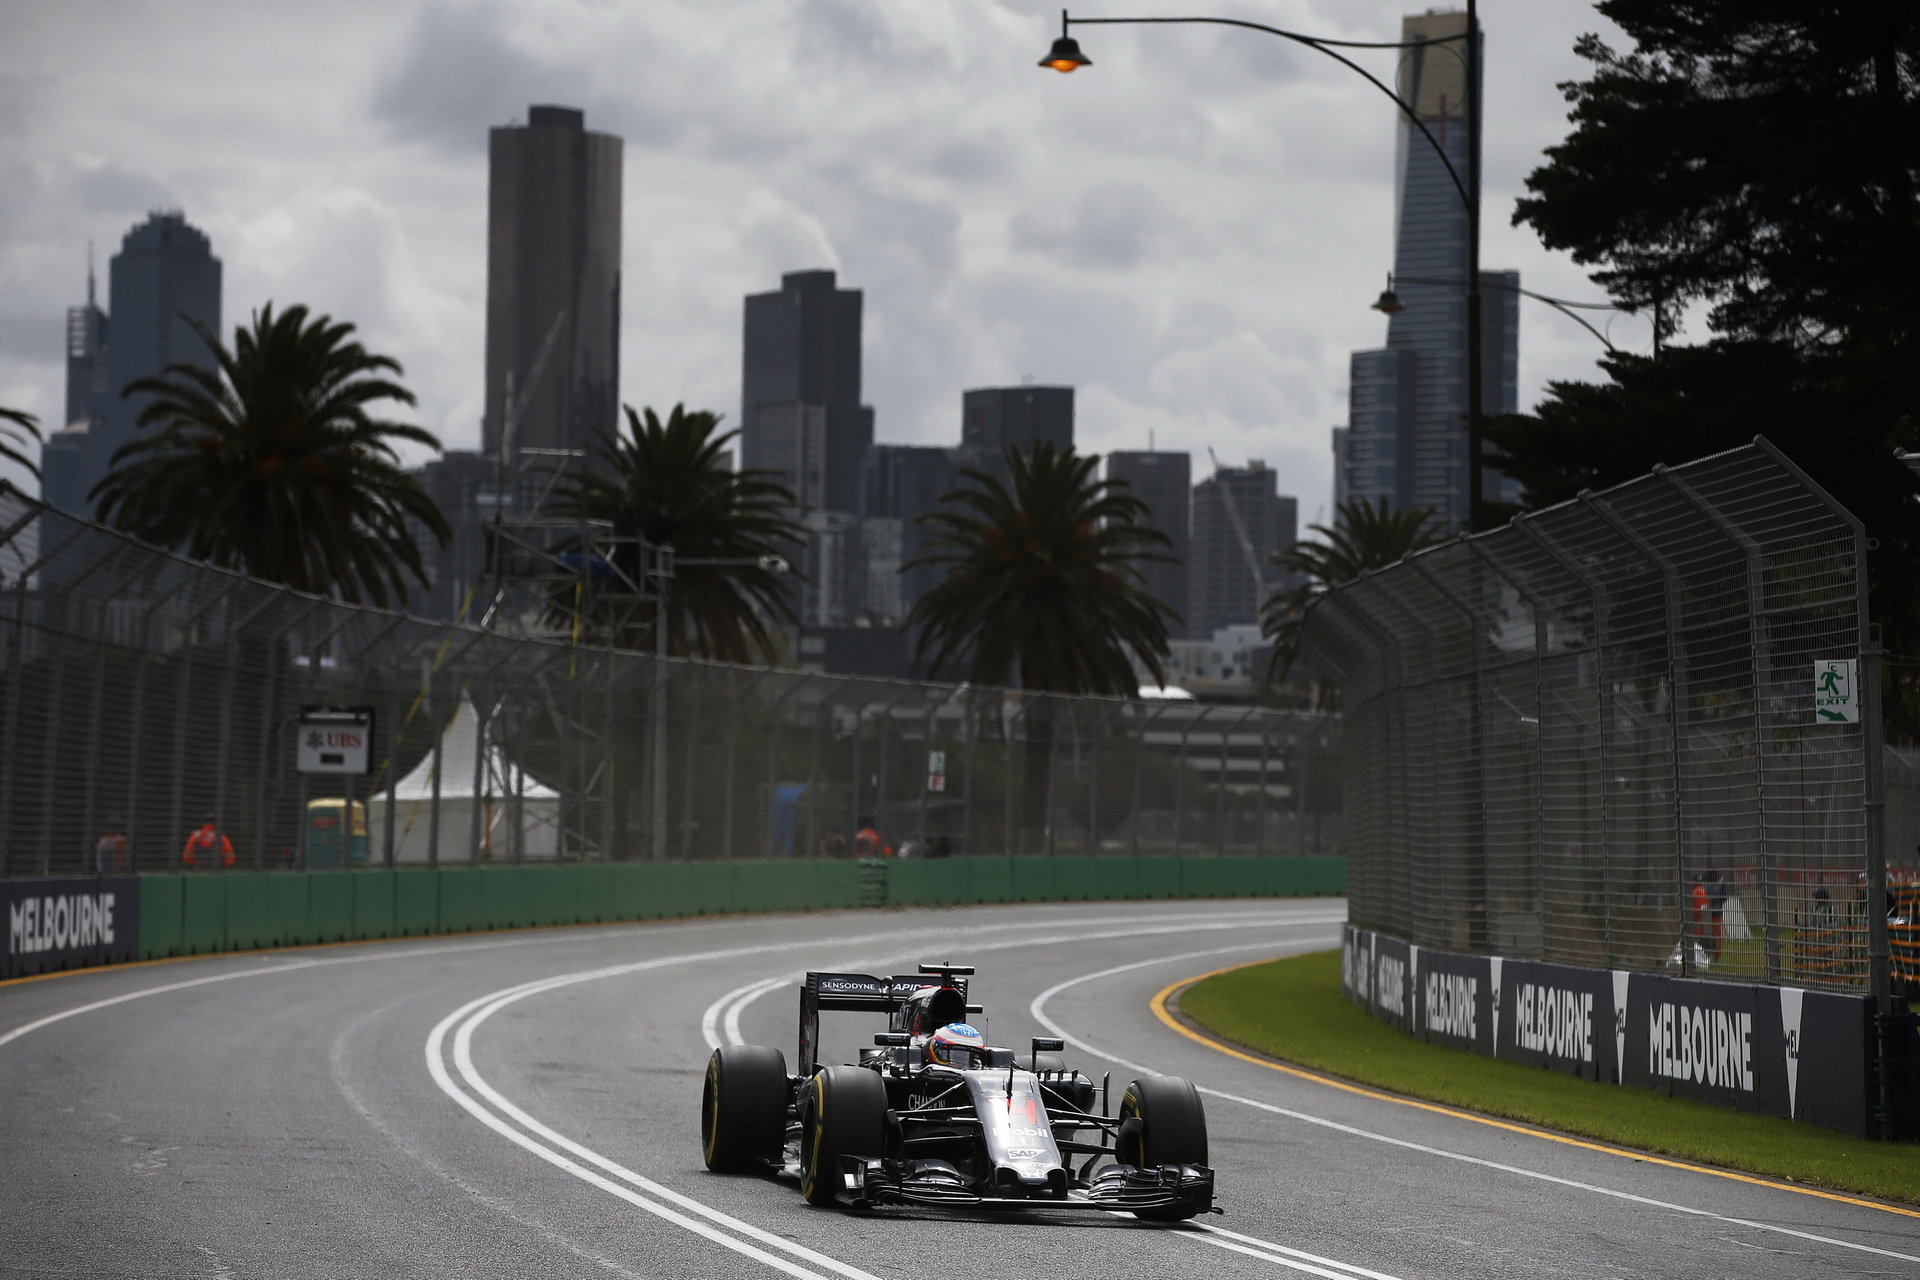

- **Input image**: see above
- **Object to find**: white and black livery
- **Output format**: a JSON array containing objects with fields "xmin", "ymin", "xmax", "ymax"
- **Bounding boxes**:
[{"xmin": 700, "ymin": 962, "xmax": 1216, "ymax": 1218}]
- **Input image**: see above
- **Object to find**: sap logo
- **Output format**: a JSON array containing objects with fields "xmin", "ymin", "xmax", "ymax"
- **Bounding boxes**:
[{"xmin": 1004, "ymin": 1148, "xmax": 1046, "ymax": 1160}]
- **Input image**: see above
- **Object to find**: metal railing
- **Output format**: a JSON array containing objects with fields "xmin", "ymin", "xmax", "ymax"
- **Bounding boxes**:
[
  {"xmin": 1299, "ymin": 439, "xmax": 1902, "ymax": 996},
  {"xmin": 0, "ymin": 484, "xmax": 1339, "ymax": 878}
]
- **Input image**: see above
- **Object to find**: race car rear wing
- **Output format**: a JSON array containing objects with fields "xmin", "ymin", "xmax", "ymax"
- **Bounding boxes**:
[{"xmin": 798, "ymin": 964, "xmax": 977, "ymax": 1074}]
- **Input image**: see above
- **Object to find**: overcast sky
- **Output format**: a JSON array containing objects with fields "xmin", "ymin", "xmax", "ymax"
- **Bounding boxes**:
[{"xmin": 0, "ymin": 0, "xmax": 1649, "ymax": 523}]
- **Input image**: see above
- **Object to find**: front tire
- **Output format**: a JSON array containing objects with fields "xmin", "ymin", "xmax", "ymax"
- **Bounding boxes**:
[
  {"xmin": 799, "ymin": 1065, "xmax": 888, "ymax": 1207},
  {"xmin": 1118, "ymin": 1074, "xmax": 1208, "ymax": 1220},
  {"xmin": 701, "ymin": 1044, "xmax": 789, "ymax": 1173}
]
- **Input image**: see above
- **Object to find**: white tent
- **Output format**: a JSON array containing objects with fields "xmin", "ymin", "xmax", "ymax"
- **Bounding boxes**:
[{"xmin": 367, "ymin": 698, "xmax": 562, "ymax": 863}]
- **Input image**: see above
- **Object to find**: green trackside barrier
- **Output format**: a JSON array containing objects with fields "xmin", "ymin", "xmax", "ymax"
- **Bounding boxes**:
[
  {"xmin": 307, "ymin": 870, "xmax": 356, "ymax": 943},
  {"xmin": 437, "ymin": 866, "xmax": 488, "ymax": 933},
  {"xmin": 393, "ymin": 869, "xmax": 438, "ymax": 935},
  {"xmin": 1267, "ymin": 855, "xmax": 1345, "ymax": 896},
  {"xmin": 1136, "ymin": 856, "xmax": 1183, "ymax": 899},
  {"xmin": 179, "ymin": 875, "xmax": 228, "ymax": 954},
  {"xmin": 1179, "ymin": 857, "xmax": 1261, "ymax": 899},
  {"xmin": 138, "ymin": 874, "xmax": 184, "ymax": 959},
  {"xmin": 1009, "ymin": 856, "xmax": 1056, "ymax": 902},
  {"xmin": 120, "ymin": 855, "xmax": 1344, "ymax": 964},
  {"xmin": 220, "ymin": 874, "xmax": 270, "ymax": 950},
  {"xmin": 223, "ymin": 872, "xmax": 309, "ymax": 950},
  {"xmin": 353, "ymin": 869, "xmax": 397, "ymax": 939},
  {"xmin": 970, "ymin": 856, "xmax": 1016, "ymax": 906},
  {"xmin": 887, "ymin": 857, "xmax": 972, "ymax": 907},
  {"xmin": 603, "ymin": 862, "xmax": 656, "ymax": 921}
]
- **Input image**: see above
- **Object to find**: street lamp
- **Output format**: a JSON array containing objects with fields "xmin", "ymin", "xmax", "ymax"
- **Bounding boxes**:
[
  {"xmin": 1039, "ymin": 4, "xmax": 1485, "ymax": 528},
  {"xmin": 1373, "ymin": 272, "xmax": 1624, "ymax": 353}
]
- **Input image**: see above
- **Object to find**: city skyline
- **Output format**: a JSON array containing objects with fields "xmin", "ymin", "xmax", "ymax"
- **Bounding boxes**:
[{"xmin": 0, "ymin": 2, "xmax": 1653, "ymax": 523}]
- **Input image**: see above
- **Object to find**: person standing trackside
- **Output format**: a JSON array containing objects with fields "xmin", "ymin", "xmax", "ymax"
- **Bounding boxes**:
[
  {"xmin": 94, "ymin": 820, "xmax": 130, "ymax": 872},
  {"xmin": 182, "ymin": 816, "xmax": 234, "ymax": 869},
  {"xmin": 855, "ymin": 817, "xmax": 880, "ymax": 860}
]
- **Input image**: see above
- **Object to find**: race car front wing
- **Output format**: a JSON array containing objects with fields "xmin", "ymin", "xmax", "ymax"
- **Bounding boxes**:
[{"xmin": 832, "ymin": 1156, "xmax": 1217, "ymax": 1215}]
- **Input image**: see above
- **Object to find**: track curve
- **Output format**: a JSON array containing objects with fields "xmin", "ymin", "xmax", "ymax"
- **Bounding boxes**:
[{"xmin": 2, "ymin": 900, "xmax": 1913, "ymax": 1279}]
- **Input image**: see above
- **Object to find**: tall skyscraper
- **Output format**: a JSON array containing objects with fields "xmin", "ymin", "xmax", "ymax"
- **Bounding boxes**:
[
  {"xmin": 961, "ymin": 386, "xmax": 1073, "ymax": 458},
  {"xmin": 741, "ymin": 269, "xmax": 873, "ymax": 514},
  {"xmin": 863, "ymin": 443, "xmax": 985, "ymax": 620},
  {"xmin": 483, "ymin": 105, "xmax": 623, "ymax": 461},
  {"xmin": 1337, "ymin": 9, "xmax": 1518, "ymax": 528},
  {"xmin": 42, "ymin": 212, "xmax": 221, "ymax": 517},
  {"xmin": 39, "ymin": 257, "xmax": 111, "ymax": 513},
  {"xmin": 1106, "ymin": 450, "xmax": 1191, "ymax": 637},
  {"xmin": 1189, "ymin": 461, "xmax": 1296, "ymax": 638}
]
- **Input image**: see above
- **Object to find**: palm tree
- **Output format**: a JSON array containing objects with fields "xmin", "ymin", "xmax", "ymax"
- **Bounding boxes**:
[
  {"xmin": 1260, "ymin": 497, "xmax": 1445, "ymax": 680},
  {"xmin": 544, "ymin": 404, "xmax": 803, "ymax": 662},
  {"xmin": 908, "ymin": 443, "xmax": 1176, "ymax": 846},
  {"xmin": 1, "ymin": 407, "xmax": 41, "ymax": 478},
  {"xmin": 91, "ymin": 303, "xmax": 449, "ymax": 607},
  {"xmin": 908, "ymin": 442, "xmax": 1177, "ymax": 693}
]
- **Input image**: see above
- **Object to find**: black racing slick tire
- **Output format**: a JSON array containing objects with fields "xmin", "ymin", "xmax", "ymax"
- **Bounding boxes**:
[
  {"xmin": 701, "ymin": 1044, "xmax": 789, "ymax": 1173},
  {"xmin": 1119, "ymin": 1074, "xmax": 1208, "ymax": 1168},
  {"xmin": 1119, "ymin": 1074, "xmax": 1208, "ymax": 1220},
  {"xmin": 798, "ymin": 1064, "xmax": 888, "ymax": 1207}
]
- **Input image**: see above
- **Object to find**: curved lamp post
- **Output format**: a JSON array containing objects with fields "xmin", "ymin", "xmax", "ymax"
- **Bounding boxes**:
[
  {"xmin": 1040, "ymin": 5, "xmax": 1486, "ymax": 528},
  {"xmin": 1373, "ymin": 272, "xmax": 1630, "ymax": 354}
]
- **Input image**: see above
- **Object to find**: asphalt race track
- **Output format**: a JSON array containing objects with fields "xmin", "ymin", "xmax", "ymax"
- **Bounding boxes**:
[{"xmin": 3, "ymin": 899, "xmax": 1917, "ymax": 1279}]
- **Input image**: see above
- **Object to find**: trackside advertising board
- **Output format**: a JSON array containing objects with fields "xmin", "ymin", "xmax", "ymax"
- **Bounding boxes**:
[
  {"xmin": 3, "ymin": 875, "xmax": 140, "ymax": 978},
  {"xmin": 1341, "ymin": 924, "xmax": 1876, "ymax": 1136}
]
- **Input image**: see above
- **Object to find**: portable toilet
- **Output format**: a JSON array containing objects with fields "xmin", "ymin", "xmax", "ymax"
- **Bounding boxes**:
[{"xmin": 307, "ymin": 798, "xmax": 369, "ymax": 868}]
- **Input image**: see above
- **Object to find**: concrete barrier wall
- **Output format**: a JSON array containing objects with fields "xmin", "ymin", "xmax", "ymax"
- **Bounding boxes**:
[{"xmin": 1, "ymin": 857, "xmax": 1344, "ymax": 977}]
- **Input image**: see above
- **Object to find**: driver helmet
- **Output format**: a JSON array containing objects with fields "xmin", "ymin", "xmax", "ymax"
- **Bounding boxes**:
[{"xmin": 927, "ymin": 1022, "xmax": 986, "ymax": 1069}]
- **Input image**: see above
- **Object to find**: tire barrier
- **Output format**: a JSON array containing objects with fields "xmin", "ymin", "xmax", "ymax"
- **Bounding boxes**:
[{"xmin": 2, "ymin": 855, "xmax": 1344, "ymax": 979}]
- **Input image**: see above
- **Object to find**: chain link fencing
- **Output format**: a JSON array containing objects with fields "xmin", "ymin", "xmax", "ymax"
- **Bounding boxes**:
[
  {"xmin": 0, "ymin": 484, "xmax": 1339, "ymax": 881},
  {"xmin": 1299, "ymin": 439, "xmax": 1908, "ymax": 996}
]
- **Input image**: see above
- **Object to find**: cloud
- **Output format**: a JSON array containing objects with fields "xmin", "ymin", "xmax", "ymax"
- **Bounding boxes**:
[
  {"xmin": 371, "ymin": 2, "xmax": 560, "ymax": 147},
  {"xmin": 1009, "ymin": 181, "xmax": 1167, "ymax": 272}
]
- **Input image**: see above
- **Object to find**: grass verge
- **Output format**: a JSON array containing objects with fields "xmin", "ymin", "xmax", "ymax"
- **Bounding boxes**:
[{"xmin": 1178, "ymin": 949, "xmax": 1920, "ymax": 1208}]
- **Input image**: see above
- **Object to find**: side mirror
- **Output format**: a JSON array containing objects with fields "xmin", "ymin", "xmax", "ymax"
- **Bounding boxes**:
[
  {"xmin": 874, "ymin": 1032, "xmax": 909, "ymax": 1047},
  {"xmin": 1030, "ymin": 1037, "xmax": 1065, "ymax": 1053}
]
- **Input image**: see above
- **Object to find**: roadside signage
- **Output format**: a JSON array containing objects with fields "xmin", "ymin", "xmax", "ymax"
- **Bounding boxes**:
[
  {"xmin": 297, "ymin": 706, "xmax": 374, "ymax": 775},
  {"xmin": 927, "ymin": 750, "xmax": 946, "ymax": 793},
  {"xmin": 1811, "ymin": 659, "xmax": 1859, "ymax": 724}
]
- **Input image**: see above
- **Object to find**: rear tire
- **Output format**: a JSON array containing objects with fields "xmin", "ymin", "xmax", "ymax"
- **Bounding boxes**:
[
  {"xmin": 1118, "ymin": 1074, "xmax": 1208, "ymax": 1220},
  {"xmin": 701, "ymin": 1044, "xmax": 788, "ymax": 1173},
  {"xmin": 799, "ymin": 1065, "xmax": 888, "ymax": 1207}
]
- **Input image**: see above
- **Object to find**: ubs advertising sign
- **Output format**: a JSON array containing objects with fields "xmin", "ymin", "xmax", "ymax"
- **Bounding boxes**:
[
  {"xmin": 3, "ymin": 875, "xmax": 140, "ymax": 978},
  {"xmin": 1342, "ymin": 925, "xmax": 1878, "ymax": 1136}
]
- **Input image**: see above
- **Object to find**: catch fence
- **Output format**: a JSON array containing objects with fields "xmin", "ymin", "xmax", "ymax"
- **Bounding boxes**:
[
  {"xmin": 1298, "ymin": 439, "xmax": 1906, "ymax": 998},
  {"xmin": 0, "ymin": 484, "xmax": 1338, "ymax": 881}
]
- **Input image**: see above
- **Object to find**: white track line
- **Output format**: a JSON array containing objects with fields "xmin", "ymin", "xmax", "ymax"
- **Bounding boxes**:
[
  {"xmin": 430, "ymin": 962, "xmax": 888, "ymax": 1280},
  {"xmin": 1030, "ymin": 951, "xmax": 1920, "ymax": 1269},
  {"xmin": 429, "ymin": 909, "xmax": 1335, "ymax": 1280}
]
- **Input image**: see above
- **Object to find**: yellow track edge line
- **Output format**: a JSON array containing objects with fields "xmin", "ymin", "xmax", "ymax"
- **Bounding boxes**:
[{"xmin": 1150, "ymin": 959, "xmax": 1920, "ymax": 1221}]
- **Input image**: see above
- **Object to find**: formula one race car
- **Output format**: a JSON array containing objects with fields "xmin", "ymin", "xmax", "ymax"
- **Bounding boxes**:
[{"xmin": 700, "ymin": 963, "xmax": 1216, "ymax": 1218}]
